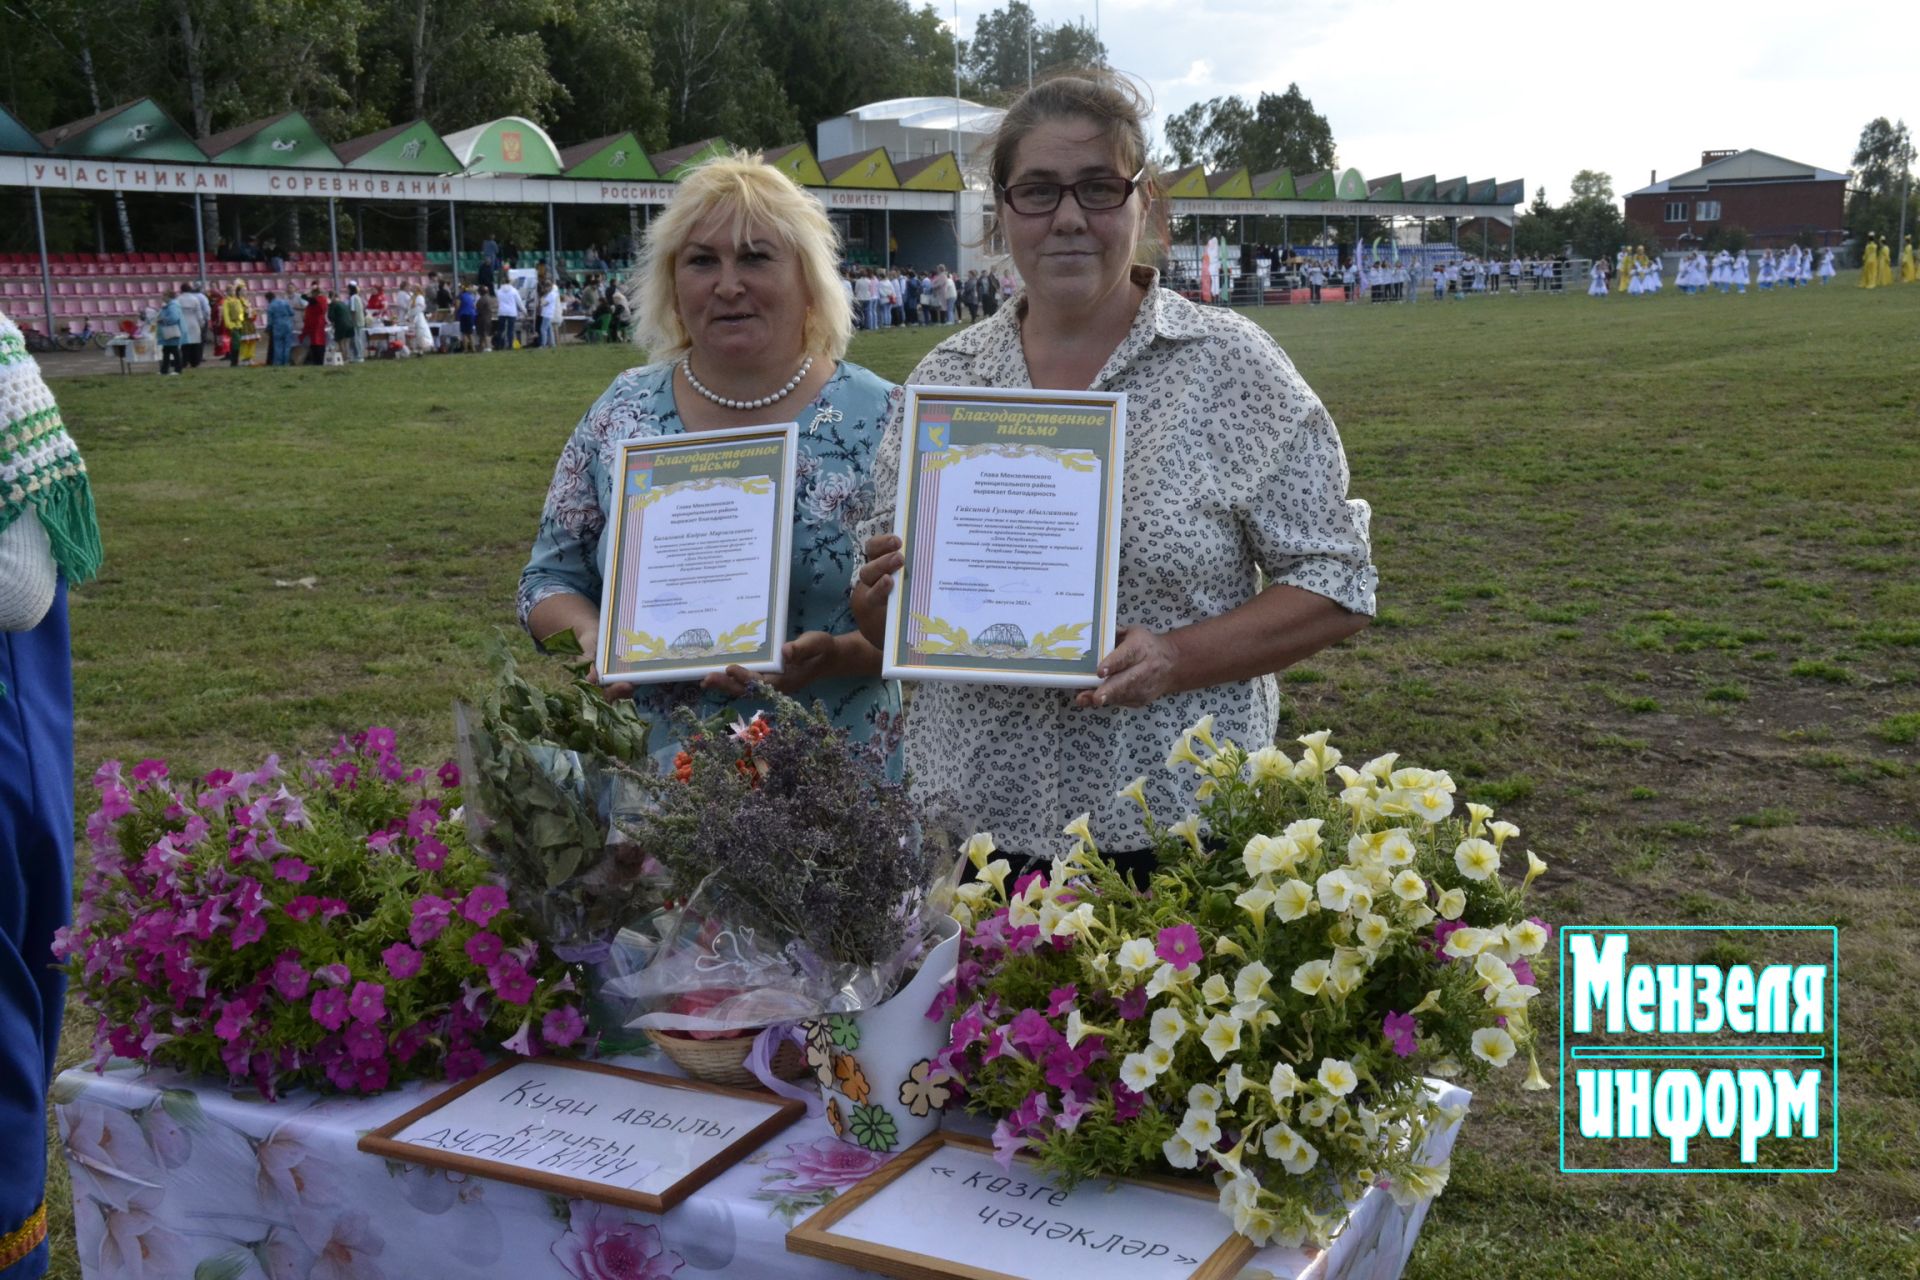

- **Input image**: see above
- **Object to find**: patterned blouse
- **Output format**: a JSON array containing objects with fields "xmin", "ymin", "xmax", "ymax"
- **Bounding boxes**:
[
  {"xmin": 856, "ymin": 267, "xmax": 1376, "ymax": 856},
  {"xmin": 519, "ymin": 360, "xmax": 906, "ymax": 774}
]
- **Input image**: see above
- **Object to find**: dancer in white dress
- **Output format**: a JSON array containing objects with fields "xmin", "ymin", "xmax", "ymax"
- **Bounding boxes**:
[
  {"xmin": 1710, "ymin": 250, "xmax": 1732, "ymax": 292},
  {"xmin": 1732, "ymin": 252, "xmax": 1751, "ymax": 294},
  {"xmin": 1649, "ymin": 253, "xmax": 1664, "ymax": 293},
  {"xmin": 1589, "ymin": 259, "xmax": 1609, "ymax": 297},
  {"xmin": 1818, "ymin": 248, "xmax": 1836, "ymax": 282},
  {"xmin": 407, "ymin": 291, "xmax": 434, "ymax": 353}
]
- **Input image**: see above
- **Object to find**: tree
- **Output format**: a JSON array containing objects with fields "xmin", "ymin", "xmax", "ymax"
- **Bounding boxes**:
[
  {"xmin": 961, "ymin": 0, "xmax": 1106, "ymax": 98},
  {"xmin": 1243, "ymin": 85, "xmax": 1335, "ymax": 175},
  {"xmin": 645, "ymin": 0, "xmax": 798, "ymax": 147},
  {"xmin": 1569, "ymin": 169, "xmax": 1613, "ymax": 202},
  {"xmin": 751, "ymin": 0, "xmax": 957, "ymax": 152},
  {"xmin": 545, "ymin": 0, "xmax": 668, "ymax": 148},
  {"xmin": 1845, "ymin": 117, "xmax": 1916, "ymax": 247},
  {"xmin": 1159, "ymin": 86, "xmax": 1333, "ymax": 176}
]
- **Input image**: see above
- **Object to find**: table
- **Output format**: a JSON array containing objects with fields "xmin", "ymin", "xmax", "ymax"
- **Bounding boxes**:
[
  {"xmin": 53, "ymin": 1057, "xmax": 1464, "ymax": 1280},
  {"xmin": 103, "ymin": 335, "xmax": 156, "ymax": 374}
]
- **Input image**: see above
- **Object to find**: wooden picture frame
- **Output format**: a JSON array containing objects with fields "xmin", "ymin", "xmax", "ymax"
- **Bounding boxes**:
[
  {"xmin": 786, "ymin": 1131, "xmax": 1257, "ymax": 1280},
  {"xmin": 358, "ymin": 1056, "xmax": 803, "ymax": 1214}
]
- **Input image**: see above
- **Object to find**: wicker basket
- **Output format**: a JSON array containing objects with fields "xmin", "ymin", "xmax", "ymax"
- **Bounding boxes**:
[{"xmin": 644, "ymin": 1027, "xmax": 810, "ymax": 1089}]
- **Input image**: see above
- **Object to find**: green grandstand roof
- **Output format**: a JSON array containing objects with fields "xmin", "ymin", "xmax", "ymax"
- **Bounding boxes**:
[{"xmin": 38, "ymin": 99, "xmax": 203, "ymax": 162}]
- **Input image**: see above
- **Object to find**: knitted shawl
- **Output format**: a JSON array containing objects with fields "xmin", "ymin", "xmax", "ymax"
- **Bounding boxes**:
[{"xmin": 0, "ymin": 310, "xmax": 103, "ymax": 584}]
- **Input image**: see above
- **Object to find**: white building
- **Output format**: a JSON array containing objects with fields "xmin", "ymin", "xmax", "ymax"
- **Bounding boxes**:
[{"xmin": 815, "ymin": 96, "xmax": 1002, "ymax": 172}]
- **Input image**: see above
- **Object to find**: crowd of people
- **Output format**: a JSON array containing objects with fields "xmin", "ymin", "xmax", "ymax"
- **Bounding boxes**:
[
  {"xmin": 841, "ymin": 264, "xmax": 1020, "ymax": 329},
  {"xmin": 134, "ymin": 265, "xmax": 637, "ymax": 373},
  {"xmin": 1589, "ymin": 244, "xmax": 1842, "ymax": 297}
]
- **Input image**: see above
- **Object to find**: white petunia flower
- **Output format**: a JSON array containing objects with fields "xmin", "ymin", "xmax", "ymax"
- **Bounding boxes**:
[
  {"xmin": 1119, "ymin": 1052, "xmax": 1158, "ymax": 1093},
  {"xmin": 1201, "ymin": 1013, "xmax": 1243, "ymax": 1062},
  {"xmin": 1316, "ymin": 870, "xmax": 1356, "ymax": 913},
  {"xmin": 1474, "ymin": 952, "xmax": 1516, "ymax": 989},
  {"xmin": 1161, "ymin": 1132, "xmax": 1200, "ymax": 1169},
  {"xmin": 1410, "ymin": 787, "xmax": 1455, "ymax": 824},
  {"xmin": 1150, "ymin": 1007, "xmax": 1188, "ymax": 1049},
  {"xmin": 1187, "ymin": 1083, "xmax": 1222, "ymax": 1113},
  {"xmin": 1298, "ymin": 1096, "xmax": 1335, "ymax": 1127},
  {"xmin": 1241, "ymin": 834, "xmax": 1287, "ymax": 878},
  {"xmin": 1436, "ymin": 887, "xmax": 1468, "ymax": 920},
  {"xmin": 1177, "ymin": 1107, "xmax": 1220, "ymax": 1149},
  {"xmin": 1274, "ymin": 879, "xmax": 1315, "ymax": 922},
  {"xmin": 1233, "ymin": 961, "xmax": 1274, "ymax": 1003},
  {"xmin": 1145, "ymin": 961, "xmax": 1186, "ymax": 999},
  {"xmin": 1291, "ymin": 960, "xmax": 1331, "ymax": 996},
  {"xmin": 1454, "ymin": 837, "xmax": 1500, "ymax": 882},
  {"xmin": 1223, "ymin": 1063, "xmax": 1247, "ymax": 1103},
  {"xmin": 1316, "ymin": 1057, "xmax": 1359, "ymax": 1097},
  {"xmin": 1116, "ymin": 937, "xmax": 1156, "ymax": 975},
  {"xmin": 1405, "ymin": 903, "xmax": 1438, "ymax": 930},
  {"xmin": 1268, "ymin": 1062, "xmax": 1300, "ymax": 1100},
  {"xmin": 1522, "ymin": 848, "xmax": 1548, "ymax": 891},
  {"xmin": 1247, "ymin": 746, "xmax": 1293, "ymax": 784},
  {"xmin": 1507, "ymin": 919, "xmax": 1549, "ymax": 956},
  {"xmin": 1443, "ymin": 926, "xmax": 1490, "ymax": 959},
  {"xmin": 1167, "ymin": 814, "xmax": 1204, "ymax": 856},
  {"xmin": 1355, "ymin": 913, "xmax": 1391, "ymax": 950},
  {"xmin": 1262, "ymin": 1121, "xmax": 1303, "ymax": 1161},
  {"xmin": 1144, "ymin": 1042, "xmax": 1174, "ymax": 1073},
  {"xmin": 1202, "ymin": 974, "xmax": 1232, "ymax": 1005},
  {"xmin": 961, "ymin": 832, "xmax": 998, "ymax": 870},
  {"xmin": 1281, "ymin": 1136, "xmax": 1320, "ymax": 1175},
  {"xmin": 1235, "ymin": 881, "xmax": 1277, "ymax": 922},
  {"xmin": 1064, "ymin": 1010, "xmax": 1091, "ymax": 1047},
  {"xmin": 1061, "ymin": 812, "xmax": 1095, "ymax": 849},
  {"xmin": 1390, "ymin": 870, "xmax": 1426, "ymax": 902},
  {"xmin": 978, "ymin": 859, "xmax": 1012, "ymax": 898},
  {"xmin": 1471, "ymin": 1027, "xmax": 1517, "ymax": 1068},
  {"xmin": 1115, "ymin": 776, "xmax": 1150, "ymax": 812},
  {"xmin": 1379, "ymin": 830, "xmax": 1417, "ymax": 867},
  {"xmin": 1465, "ymin": 802, "xmax": 1493, "ymax": 835},
  {"xmin": 1488, "ymin": 819, "xmax": 1520, "ymax": 849}
]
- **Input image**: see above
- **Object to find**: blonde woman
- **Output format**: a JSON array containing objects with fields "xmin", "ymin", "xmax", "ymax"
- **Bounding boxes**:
[{"xmin": 518, "ymin": 154, "xmax": 903, "ymax": 773}]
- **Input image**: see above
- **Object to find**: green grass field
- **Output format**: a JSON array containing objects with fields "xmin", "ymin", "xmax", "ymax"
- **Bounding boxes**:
[{"xmin": 38, "ymin": 277, "xmax": 1920, "ymax": 1277}]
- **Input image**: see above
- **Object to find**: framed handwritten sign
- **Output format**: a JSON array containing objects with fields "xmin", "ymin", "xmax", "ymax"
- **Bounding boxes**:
[
  {"xmin": 358, "ymin": 1057, "xmax": 802, "ymax": 1213},
  {"xmin": 787, "ymin": 1132, "xmax": 1255, "ymax": 1280}
]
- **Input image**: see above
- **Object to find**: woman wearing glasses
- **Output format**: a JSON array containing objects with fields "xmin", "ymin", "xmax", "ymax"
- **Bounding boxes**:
[{"xmin": 851, "ymin": 70, "xmax": 1376, "ymax": 870}]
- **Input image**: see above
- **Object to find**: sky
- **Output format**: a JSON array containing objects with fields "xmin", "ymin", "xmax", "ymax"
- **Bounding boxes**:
[{"xmin": 941, "ymin": 0, "xmax": 1917, "ymax": 205}]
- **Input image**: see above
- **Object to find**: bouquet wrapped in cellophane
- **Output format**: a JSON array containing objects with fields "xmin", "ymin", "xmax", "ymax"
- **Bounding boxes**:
[{"xmin": 612, "ymin": 686, "xmax": 959, "ymax": 1041}]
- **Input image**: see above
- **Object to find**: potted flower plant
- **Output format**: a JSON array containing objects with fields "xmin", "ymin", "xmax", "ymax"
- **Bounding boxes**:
[
  {"xmin": 938, "ymin": 720, "xmax": 1552, "ymax": 1248},
  {"xmin": 57, "ymin": 728, "xmax": 588, "ymax": 1098}
]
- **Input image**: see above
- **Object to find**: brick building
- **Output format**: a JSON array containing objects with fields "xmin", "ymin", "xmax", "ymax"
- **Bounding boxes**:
[{"xmin": 1625, "ymin": 149, "xmax": 1847, "ymax": 250}]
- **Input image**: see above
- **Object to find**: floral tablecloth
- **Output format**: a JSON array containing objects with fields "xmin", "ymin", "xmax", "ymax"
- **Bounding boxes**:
[{"xmin": 53, "ymin": 1055, "xmax": 1466, "ymax": 1280}]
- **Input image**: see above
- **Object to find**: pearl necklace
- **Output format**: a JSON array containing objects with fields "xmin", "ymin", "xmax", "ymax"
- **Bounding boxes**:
[{"xmin": 681, "ymin": 355, "xmax": 813, "ymax": 411}]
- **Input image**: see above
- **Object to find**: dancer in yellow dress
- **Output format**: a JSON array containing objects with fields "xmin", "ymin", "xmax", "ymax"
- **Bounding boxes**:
[
  {"xmin": 1859, "ymin": 234, "xmax": 1878, "ymax": 288},
  {"xmin": 1889, "ymin": 237, "xmax": 1906, "ymax": 286},
  {"xmin": 1615, "ymin": 244, "xmax": 1630, "ymax": 293},
  {"xmin": 1901, "ymin": 238, "xmax": 1916, "ymax": 283}
]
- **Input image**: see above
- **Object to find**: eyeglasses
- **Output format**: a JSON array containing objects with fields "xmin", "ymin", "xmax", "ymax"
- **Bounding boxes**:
[{"xmin": 997, "ymin": 169, "xmax": 1146, "ymax": 215}]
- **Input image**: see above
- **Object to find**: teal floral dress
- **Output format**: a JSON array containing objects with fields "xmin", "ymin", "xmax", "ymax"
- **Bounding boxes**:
[{"xmin": 518, "ymin": 360, "xmax": 905, "ymax": 775}]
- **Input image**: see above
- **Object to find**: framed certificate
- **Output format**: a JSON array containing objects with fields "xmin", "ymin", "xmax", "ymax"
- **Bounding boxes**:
[
  {"xmin": 882, "ymin": 387, "xmax": 1126, "ymax": 688},
  {"xmin": 596, "ymin": 423, "xmax": 799, "ymax": 685}
]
